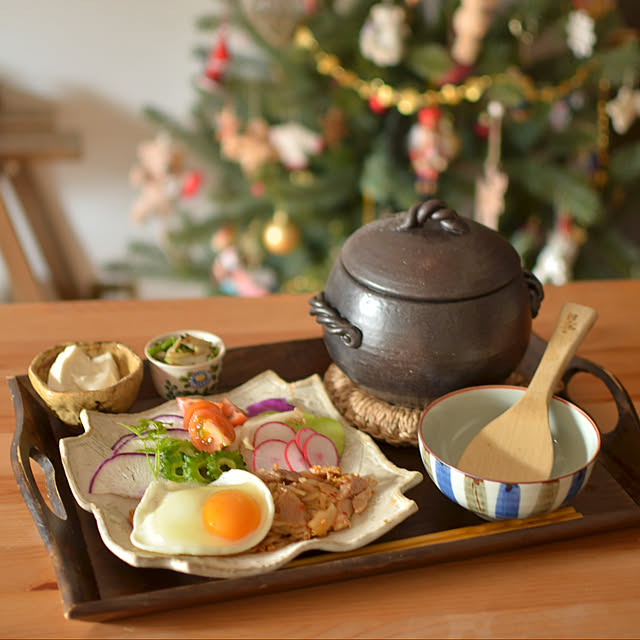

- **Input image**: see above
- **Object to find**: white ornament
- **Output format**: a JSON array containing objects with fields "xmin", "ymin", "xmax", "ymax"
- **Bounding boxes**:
[
  {"xmin": 359, "ymin": 3, "xmax": 408, "ymax": 67},
  {"xmin": 566, "ymin": 10, "xmax": 596, "ymax": 59},
  {"xmin": 474, "ymin": 100, "xmax": 507, "ymax": 230},
  {"xmin": 268, "ymin": 122, "xmax": 324, "ymax": 170},
  {"xmin": 451, "ymin": 0, "xmax": 499, "ymax": 66},
  {"xmin": 606, "ymin": 84, "xmax": 640, "ymax": 134},
  {"xmin": 532, "ymin": 218, "xmax": 581, "ymax": 286},
  {"xmin": 475, "ymin": 167, "xmax": 508, "ymax": 230}
]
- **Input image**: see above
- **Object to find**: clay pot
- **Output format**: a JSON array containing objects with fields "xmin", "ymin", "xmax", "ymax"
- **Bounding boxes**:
[{"xmin": 309, "ymin": 200, "xmax": 544, "ymax": 408}]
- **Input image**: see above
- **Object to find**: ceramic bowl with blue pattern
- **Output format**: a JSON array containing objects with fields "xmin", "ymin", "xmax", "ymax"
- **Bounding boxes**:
[
  {"xmin": 144, "ymin": 330, "xmax": 226, "ymax": 400},
  {"xmin": 418, "ymin": 385, "xmax": 601, "ymax": 520}
]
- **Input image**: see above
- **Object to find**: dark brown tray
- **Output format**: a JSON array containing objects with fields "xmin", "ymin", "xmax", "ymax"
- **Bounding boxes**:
[{"xmin": 9, "ymin": 335, "xmax": 640, "ymax": 621}]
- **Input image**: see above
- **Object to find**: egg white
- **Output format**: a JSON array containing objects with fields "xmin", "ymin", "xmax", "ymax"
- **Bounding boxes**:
[{"xmin": 130, "ymin": 468, "xmax": 275, "ymax": 556}]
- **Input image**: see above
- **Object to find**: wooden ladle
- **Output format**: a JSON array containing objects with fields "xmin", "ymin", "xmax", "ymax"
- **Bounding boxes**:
[{"xmin": 456, "ymin": 302, "xmax": 598, "ymax": 483}]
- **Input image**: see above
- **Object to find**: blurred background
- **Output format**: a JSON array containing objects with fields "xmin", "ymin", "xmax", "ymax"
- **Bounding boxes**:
[{"xmin": 1, "ymin": 0, "xmax": 639, "ymax": 303}]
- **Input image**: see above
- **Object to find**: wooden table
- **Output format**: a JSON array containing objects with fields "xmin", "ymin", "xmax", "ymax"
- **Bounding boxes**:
[{"xmin": 1, "ymin": 280, "xmax": 639, "ymax": 638}]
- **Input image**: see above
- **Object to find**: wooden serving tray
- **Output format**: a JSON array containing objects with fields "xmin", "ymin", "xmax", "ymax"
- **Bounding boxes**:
[{"xmin": 9, "ymin": 336, "xmax": 640, "ymax": 621}]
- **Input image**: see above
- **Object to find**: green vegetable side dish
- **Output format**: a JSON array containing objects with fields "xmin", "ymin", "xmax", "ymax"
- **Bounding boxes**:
[
  {"xmin": 120, "ymin": 418, "xmax": 245, "ymax": 483},
  {"xmin": 148, "ymin": 333, "xmax": 220, "ymax": 366}
]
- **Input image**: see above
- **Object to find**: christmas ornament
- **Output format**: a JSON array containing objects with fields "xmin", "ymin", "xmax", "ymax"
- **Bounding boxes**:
[
  {"xmin": 198, "ymin": 27, "xmax": 230, "ymax": 92},
  {"xmin": 549, "ymin": 100, "xmax": 572, "ymax": 132},
  {"xmin": 263, "ymin": 209, "xmax": 300, "ymax": 255},
  {"xmin": 129, "ymin": 133, "xmax": 185, "ymax": 224},
  {"xmin": 359, "ymin": 3, "xmax": 408, "ymax": 67},
  {"xmin": 268, "ymin": 121, "xmax": 323, "ymax": 170},
  {"xmin": 212, "ymin": 246, "xmax": 274, "ymax": 297},
  {"xmin": 407, "ymin": 107, "xmax": 460, "ymax": 194},
  {"xmin": 211, "ymin": 225, "xmax": 275, "ymax": 296},
  {"xmin": 215, "ymin": 106, "xmax": 278, "ymax": 177},
  {"xmin": 566, "ymin": 9, "xmax": 596, "ymax": 59},
  {"xmin": 240, "ymin": 0, "xmax": 308, "ymax": 47},
  {"xmin": 474, "ymin": 101, "xmax": 508, "ymax": 230},
  {"xmin": 181, "ymin": 170, "xmax": 203, "ymax": 198},
  {"xmin": 532, "ymin": 213, "xmax": 585, "ymax": 285},
  {"xmin": 606, "ymin": 83, "xmax": 640, "ymax": 135},
  {"xmin": 450, "ymin": 0, "xmax": 499, "ymax": 67}
]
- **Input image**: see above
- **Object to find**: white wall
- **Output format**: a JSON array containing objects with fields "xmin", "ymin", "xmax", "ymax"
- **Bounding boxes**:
[{"xmin": 0, "ymin": 0, "xmax": 214, "ymax": 300}]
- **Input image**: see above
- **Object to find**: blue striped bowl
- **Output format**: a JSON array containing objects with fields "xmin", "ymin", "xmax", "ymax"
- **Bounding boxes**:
[{"xmin": 418, "ymin": 386, "xmax": 601, "ymax": 520}]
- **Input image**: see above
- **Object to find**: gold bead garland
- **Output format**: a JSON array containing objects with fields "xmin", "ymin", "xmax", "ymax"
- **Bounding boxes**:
[{"xmin": 295, "ymin": 26, "xmax": 599, "ymax": 113}]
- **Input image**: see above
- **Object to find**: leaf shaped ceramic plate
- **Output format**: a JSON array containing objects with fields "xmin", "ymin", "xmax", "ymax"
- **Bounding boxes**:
[{"xmin": 59, "ymin": 370, "xmax": 423, "ymax": 579}]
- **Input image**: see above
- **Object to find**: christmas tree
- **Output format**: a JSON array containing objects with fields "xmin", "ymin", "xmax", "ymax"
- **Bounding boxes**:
[{"xmin": 121, "ymin": 0, "xmax": 640, "ymax": 296}]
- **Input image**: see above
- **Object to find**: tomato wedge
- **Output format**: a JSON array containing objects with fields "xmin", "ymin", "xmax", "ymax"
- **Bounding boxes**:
[
  {"xmin": 218, "ymin": 397, "xmax": 248, "ymax": 426},
  {"xmin": 176, "ymin": 397, "xmax": 237, "ymax": 453},
  {"xmin": 176, "ymin": 398, "xmax": 212, "ymax": 430},
  {"xmin": 188, "ymin": 403, "xmax": 236, "ymax": 453}
]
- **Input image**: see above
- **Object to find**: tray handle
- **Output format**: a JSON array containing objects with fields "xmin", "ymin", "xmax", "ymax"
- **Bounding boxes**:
[
  {"xmin": 562, "ymin": 356, "xmax": 640, "ymax": 504},
  {"xmin": 8, "ymin": 376, "xmax": 99, "ymax": 611}
]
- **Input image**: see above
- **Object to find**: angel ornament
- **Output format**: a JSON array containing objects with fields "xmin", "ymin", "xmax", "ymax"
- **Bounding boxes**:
[
  {"xmin": 359, "ymin": 2, "xmax": 408, "ymax": 67},
  {"xmin": 606, "ymin": 79, "xmax": 640, "ymax": 135},
  {"xmin": 129, "ymin": 133, "xmax": 185, "ymax": 224}
]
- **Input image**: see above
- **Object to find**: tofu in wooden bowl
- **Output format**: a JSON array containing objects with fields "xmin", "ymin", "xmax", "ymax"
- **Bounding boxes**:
[{"xmin": 28, "ymin": 341, "xmax": 143, "ymax": 425}]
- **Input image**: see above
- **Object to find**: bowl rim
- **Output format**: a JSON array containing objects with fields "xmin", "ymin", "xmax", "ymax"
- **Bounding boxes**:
[
  {"xmin": 144, "ymin": 329, "xmax": 226, "ymax": 368},
  {"xmin": 28, "ymin": 340, "xmax": 143, "ymax": 395},
  {"xmin": 417, "ymin": 384, "xmax": 602, "ymax": 485}
]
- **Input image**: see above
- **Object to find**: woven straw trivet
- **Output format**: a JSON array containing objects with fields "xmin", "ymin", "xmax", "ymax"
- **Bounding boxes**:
[{"xmin": 323, "ymin": 363, "xmax": 532, "ymax": 447}]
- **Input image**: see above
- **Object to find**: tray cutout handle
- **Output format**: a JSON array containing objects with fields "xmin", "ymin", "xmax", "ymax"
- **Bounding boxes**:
[
  {"xmin": 563, "ymin": 356, "xmax": 640, "ymax": 505},
  {"xmin": 27, "ymin": 447, "xmax": 67, "ymax": 521},
  {"xmin": 9, "ymin": 376, "xmax": 100, "ymax": 615}
]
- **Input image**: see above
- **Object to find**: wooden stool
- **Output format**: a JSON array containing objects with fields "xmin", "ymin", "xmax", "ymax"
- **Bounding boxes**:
[{"xmin": 0, "ymin": 91, "xmax": 96, "ymax": 302}]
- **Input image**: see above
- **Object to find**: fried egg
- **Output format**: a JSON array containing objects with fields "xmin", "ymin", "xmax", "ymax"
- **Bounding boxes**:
[{"xmin": 130, "ymin": 468, "xmax": 275, "ymax": 556}]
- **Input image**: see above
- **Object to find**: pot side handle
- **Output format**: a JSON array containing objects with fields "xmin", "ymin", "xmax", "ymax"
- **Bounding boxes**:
[
  {"xmin": 524, "ymin": 270, "xmax": 544, "ymax": 318},
  {"xmin": 309, "ymin": 293, "xmax": 362, "ymax": 348},
  {"xmin": 398, "ymin": 199, "xmax": 469, "ymax": 235}
]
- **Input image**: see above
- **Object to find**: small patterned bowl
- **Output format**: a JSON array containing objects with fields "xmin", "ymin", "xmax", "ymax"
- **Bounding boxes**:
[
  {"xmin": 144, "ymin": 330, "xmax": 226, "ymax": 400},
  {"xmin": 418, "ymin": 385, "xmax": 601, "ymax": 520}
]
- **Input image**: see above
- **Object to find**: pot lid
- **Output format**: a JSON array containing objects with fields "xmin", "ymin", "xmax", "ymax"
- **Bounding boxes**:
[{"xmin": 340, "ymin": 200, "xmax": 523, "ymax": 301}]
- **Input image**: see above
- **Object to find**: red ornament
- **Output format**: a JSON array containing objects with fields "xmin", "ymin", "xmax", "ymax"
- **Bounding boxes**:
[
  {"xmin": 417, "ymin": 107, "xmax": 440, "ymax": 129},
  {"xmin": 368, "ymin": 95, "xmax": 387, "ymax": 114},
  {"xmin": 436, "ymin": 62, "xmax": 472, "ymax": 87},
  {"xmin": 204, "ymin": 28, "xmax": 229, "ymax": 83},
  {"xmin": 181, "ymin": 170, "xmax": 203, "ymax": 198},
  {"xmin": 250, "ymin": 181, "xmax": 266, "ymax": 198}
]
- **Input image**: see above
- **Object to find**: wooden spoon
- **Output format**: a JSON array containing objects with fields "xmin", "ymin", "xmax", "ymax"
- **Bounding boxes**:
[{"xmin": 456, "ymin": 302, "xmax": 598, "ymax": 483}]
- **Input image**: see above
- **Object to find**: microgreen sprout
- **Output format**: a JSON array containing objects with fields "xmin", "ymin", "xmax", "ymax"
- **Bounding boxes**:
[{"xmin": 119, "ymin": 418, "xmax": 169, "ymax": 480}]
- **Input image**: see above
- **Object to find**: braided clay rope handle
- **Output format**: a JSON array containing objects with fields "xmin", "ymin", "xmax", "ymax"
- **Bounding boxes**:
[
  {"xmin": 309, "ymin": 293, "xmax": 363, "ymax": 348},
  {"xmin": 398, "ymin": 199, "xmax": 469, "ymax": 235}
]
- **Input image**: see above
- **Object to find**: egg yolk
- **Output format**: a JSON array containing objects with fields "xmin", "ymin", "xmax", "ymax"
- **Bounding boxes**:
[{"xmin": 202, "ymin": 489, "xmax": 262, "ymax": 541}]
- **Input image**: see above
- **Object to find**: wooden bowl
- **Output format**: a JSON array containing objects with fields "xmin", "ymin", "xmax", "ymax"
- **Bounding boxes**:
[{"xmin": 28, "ymin": 341, "xmax": 144, "ymax": 425}]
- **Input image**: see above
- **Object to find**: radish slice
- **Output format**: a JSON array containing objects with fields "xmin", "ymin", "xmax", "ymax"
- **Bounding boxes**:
[
  {"xmin": 253, "ymin": 421, "xmax": 296, "ymax": 448},
  {"xmin": 252, "ymin": 439, "xmax": 288, "ymax": 473},
  {"xmin": 111, "ymin": 432, "xmax": 137, "ymax": 451},
  {"xmin": 114, "ymin": 428, "xmax": 190, "ymax": 454},
  {"xmin": 295, "ymin": 427, "xmax": 316, "ymax": 452},
  {"xmin": 89, "ymin": 452, "xmax": 156, "ymax": 498},
  {"xmin": 284, "ymin": 440, "xmax": 310, "ymax": 472},
  {"xmin": 303, "ymin": 433, "xmax": 340, "ymax": 467}
]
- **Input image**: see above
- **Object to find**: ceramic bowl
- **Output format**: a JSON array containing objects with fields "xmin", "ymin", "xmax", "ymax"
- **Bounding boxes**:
[
  {"xmin": 28, "ymin": 341, "xmax": 143, "ymax": 426},
  {"xmin": 144, "ymin": 329, "xmax": 226, "ymax": 400},
  {"xmin": 418, "ymin": 385, "xmax": 601, "ymax": 520}
]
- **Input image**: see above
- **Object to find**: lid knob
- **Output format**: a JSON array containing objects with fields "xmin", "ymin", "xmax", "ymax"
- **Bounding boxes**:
[{"xmin": 399, "ymin": 199, "xmax": 469, "ymax": 235}]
